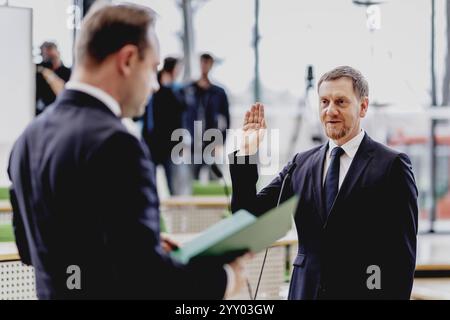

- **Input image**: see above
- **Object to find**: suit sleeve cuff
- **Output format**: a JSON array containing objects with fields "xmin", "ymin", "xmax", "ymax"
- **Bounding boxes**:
[{"xmin": 229, "ymin": 150, "xmax": 258, "ymax": 165}]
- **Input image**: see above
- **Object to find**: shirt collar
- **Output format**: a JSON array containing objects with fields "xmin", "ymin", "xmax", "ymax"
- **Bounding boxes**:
[
  {"xmin": 328, "ymin": 129, "xmax": 365, "ymax": 159},
  {"xmin": 66, "ymin": 81, "xmax": 121, "ymax": 117}
]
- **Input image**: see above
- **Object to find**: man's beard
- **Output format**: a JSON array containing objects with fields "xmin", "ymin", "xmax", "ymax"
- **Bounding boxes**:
[{"xmin": 325, "ymin": 123, "xmax": 350, "ymax": 140}]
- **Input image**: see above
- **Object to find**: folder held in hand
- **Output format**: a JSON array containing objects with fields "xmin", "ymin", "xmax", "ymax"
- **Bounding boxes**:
[{"xmin": 171, "ymin": 196, "xmax": 298, "ymax": 264}]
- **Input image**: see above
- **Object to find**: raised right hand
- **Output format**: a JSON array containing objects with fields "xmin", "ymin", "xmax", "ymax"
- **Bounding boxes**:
[{"xmin": 238, "ymin": 103, "xmax": 267, "ymax": 156}]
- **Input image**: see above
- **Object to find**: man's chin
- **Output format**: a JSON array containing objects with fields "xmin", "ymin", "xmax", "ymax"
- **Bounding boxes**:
[{"xmin": 325, "ymin": 128, "xmax": 348, "ymax": 141}]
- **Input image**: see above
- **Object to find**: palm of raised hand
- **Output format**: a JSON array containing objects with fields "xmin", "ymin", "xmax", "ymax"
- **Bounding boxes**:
[{"xmin": 239, "ymin": 103, "xmax": 267, "ymax": 156}]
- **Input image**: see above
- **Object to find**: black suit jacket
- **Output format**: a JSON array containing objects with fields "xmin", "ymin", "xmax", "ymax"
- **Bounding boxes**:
[
  {"xmin": 230, "ymin": 133, "xmax": 418, "ymax": 299},
  {"xmin": 35, "ymin": 63, "xmax": 71, "ymax": 115},
  {"xmin": 144, "ymin": 85, "xmax": 186, "ymax": 164},
  {"xmin": 8, "ymin": 89, "xmax": 227, "ymax": 299},
  {"xmin": 183, "ymin": 82, "xmax": 230, "ymax": 147}
]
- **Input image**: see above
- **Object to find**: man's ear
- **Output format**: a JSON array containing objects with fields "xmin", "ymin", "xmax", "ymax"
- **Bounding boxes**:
[
  {"xmin": 116, "ymin": 45, "xmax": 138, "ymax": 77},
  {"xmin": 360, "ymin": 97, "xmax": 369, "ymax": 118}
]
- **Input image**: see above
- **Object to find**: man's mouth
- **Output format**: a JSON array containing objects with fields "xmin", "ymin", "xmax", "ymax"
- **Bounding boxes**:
[{"xmin": 327, "ymin": 120, "xmax": 342, "ymax": 124}]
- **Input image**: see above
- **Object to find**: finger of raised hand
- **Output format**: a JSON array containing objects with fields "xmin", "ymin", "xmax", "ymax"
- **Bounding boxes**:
[
  {"xmin": 250, "ymin": 104, "xmax": 257, "ymax": 123},
  {"xmin": 244, "ymin": 111, "xmax": 250, "ymax": 126},
  {"xmin": 255, "ymin": 103, "xmax": 260, "ymax": 123},
  {"xmin": 259, "ymin": 104, "xmax": 265, "ymax": 124}
]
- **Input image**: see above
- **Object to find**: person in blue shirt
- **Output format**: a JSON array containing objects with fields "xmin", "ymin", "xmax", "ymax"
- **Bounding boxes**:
[{"xmin": 183, "ymin": 53, "xmax": 230, "ymax": 180}]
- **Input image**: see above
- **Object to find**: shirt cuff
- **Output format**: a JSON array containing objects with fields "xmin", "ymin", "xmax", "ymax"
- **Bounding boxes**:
[
  {"xmin": 223, "ymin": 264, "xmax": 235, "ymax": 299},
  {"xmin": 229, "ymin": 150, "xmax": 258, "ymax": 165}
]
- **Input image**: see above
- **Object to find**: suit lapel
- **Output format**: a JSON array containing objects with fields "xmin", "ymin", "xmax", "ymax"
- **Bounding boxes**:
[
  {"xmin": 323, "ymin": 133, "xmax": 375, "ymax": 228},
  {"xmin": 311, "ymin": 143, "xmax": 328, "ymax": 225}
]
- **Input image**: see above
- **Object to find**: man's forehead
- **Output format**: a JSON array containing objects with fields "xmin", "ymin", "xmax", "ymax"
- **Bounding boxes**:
[{"xmin": 319, "ymin": 78, "xmax": 355, "ymax": 96}]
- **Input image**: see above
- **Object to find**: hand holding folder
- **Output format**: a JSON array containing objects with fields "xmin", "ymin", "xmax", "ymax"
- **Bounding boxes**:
[{"xmin": 171, "ymin": 196, "xmax": 298, "ymax": 264}]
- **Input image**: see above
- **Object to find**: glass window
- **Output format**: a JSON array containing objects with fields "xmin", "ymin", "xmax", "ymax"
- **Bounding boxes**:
[
  {"xmin": 194, "ymin": 0, "xmax": 254, "ymax": 106},
  {"xmin": 8, "ymin": 0, "xmax": 74, "ymax": 67}
]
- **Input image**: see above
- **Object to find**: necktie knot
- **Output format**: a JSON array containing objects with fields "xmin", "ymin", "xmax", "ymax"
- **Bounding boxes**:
[{"xmin": 330, "ymin": 146, "xmax": 345, "ymax": 158}]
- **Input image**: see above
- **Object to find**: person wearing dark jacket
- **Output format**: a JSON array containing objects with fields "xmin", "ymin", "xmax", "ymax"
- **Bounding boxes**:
[
  {"xmin": 35, "ymin": 41, "xmax": 71, "ymax": 115},
  {"xmin": 143, "ymin": 57, "xmax": 185, "ymax": 194},
  {"xmin": 8, "ymin": 4, "xmax": 247, "ymax": 300},
  {"xmin": 184, "ymin": 53, "xmax": 230, "ymax": 180},
  {"xmin": 229, "ymin": 66, "xmax": 418, "ymax": 300}
]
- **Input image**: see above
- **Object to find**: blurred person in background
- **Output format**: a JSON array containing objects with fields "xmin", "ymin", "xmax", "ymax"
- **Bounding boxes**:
[
  {"xmin": 35, "ymin": 41, "xmax": 71, "ymax": 115},
  {"xmin": 184, "ymin": 53, "xmax": 230, "ymax": 181},
  {"xmin": 143, "ymin": 57, "xmax": 186, "ymax": 195}
]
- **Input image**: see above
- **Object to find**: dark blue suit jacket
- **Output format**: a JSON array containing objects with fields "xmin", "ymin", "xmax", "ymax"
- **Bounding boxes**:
[
  {"xmin": 230, "ymin": 134, "xmax": 418, "ymax": 299},
  {"xmin": 8, "ymin": 89, "xmax": 227, "ymax": 299},
  {"xmin": 183, "ymin": 82, "xmax": 230, "ymax": 147}
]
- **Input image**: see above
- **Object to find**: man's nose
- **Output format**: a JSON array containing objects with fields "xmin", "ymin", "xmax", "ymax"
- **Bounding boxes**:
[{"xmin": 326, "ymin": 102, "xmax": 339, "ymax": 116}]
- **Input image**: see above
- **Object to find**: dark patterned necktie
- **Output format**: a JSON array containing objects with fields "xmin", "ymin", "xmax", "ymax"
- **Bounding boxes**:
[{"xmin": 324, "ymin": 146, "xmax": 345, "ymax": 219}]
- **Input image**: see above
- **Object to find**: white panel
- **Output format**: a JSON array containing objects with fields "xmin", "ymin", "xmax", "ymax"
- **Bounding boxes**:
[
  {"xmin": 0, "ymin": 261, "xmax": 37, "ymax": 300},
  {"xmin": 0, "ymin": 6, "xmax": 34, "ymax": 186}
]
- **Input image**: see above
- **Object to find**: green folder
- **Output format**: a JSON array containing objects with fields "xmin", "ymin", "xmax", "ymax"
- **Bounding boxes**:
[{"xmin": 171, "ymin": 196, "xmax": 298, "ymax": 264}]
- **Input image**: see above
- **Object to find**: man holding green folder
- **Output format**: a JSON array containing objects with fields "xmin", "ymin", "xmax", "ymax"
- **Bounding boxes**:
[
  {"xmin": 7, "ymin": 3, "xmax": 248, "ymax": 300},
  {"xmin": 230, "ymin": 66, "xmax": 418, "ymax": 300}
]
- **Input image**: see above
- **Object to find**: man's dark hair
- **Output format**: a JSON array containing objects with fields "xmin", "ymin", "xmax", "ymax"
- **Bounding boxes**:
[
  {"xmin": 75, "ymin": 4, "xmax": 157, "ymax": 65},
  {"xmin": 40, "ymin": 41, "xmax": 57, "ymax": 51},
  {"xmin": 162, "ymin": 57, "xmax": 179, "ymax": 73},
  {"xmin": 200, "ymin": 53, "xmax": 214, "ymax": 62}
]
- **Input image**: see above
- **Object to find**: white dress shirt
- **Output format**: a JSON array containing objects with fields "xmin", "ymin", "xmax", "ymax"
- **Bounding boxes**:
[{"xmin": 322, "ymin": 129, "xmax": 365, "ymax": 189}]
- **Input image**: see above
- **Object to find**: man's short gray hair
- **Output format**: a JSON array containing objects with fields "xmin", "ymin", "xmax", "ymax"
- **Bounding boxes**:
[{"xmin": 318, "ymin": 66, "xmax": 369, "ymax": 99}]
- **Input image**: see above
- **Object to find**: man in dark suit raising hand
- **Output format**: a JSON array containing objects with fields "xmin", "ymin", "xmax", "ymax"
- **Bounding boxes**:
[{"xmin": 230, "ymin": 66, "xmax": 418, "ymax": 300}]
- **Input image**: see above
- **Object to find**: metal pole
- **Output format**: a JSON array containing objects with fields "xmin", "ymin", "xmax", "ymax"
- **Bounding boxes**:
[
  {"xmin": 181, "ymin": 0, "xmax": 195, "ymax": 82},
  {"xmin": 430, "ymin": 0, "xmax": 437, "ymax": 233},
  {"xmin": 72, "ymin": 0, "xmax": 82, "ymax": 66},
  {"xmin": 253, "ymin": 0, "xmax": 261, "ymax": 102}
]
